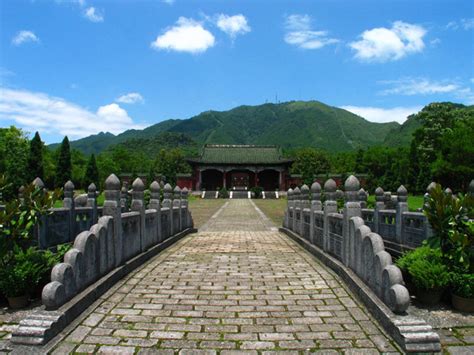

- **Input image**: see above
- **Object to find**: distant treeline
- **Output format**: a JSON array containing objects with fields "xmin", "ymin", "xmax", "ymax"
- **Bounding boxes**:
[{"xmin": 1, "ymin": 102, "xmax": 472, "ymax": 199}]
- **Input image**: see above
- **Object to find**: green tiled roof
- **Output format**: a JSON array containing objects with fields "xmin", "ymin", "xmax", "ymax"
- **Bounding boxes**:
[{"xmin": 188, "ymin": 145, "xmax": 292, "ymax": 164}]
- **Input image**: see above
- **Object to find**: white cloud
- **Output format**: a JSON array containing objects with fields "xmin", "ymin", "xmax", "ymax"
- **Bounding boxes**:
[
  {"xmin": 84, "ymin": 7, "xmax": 104, "ymax": 22},
  {"xmin": 350, "ymin": 21, "xmax": 426, "ymax": 62},
  {"xmin": 471, "ymin": 78, "xmax": 474, "ymax": 84},
  {"xmin": 0, "ymin": 87, "xmax": 144, "ymax": 139},
  {"xmin": 151, "ymin": 17, "xmax": 215, "ymax": 54},
  {"xmin": 340, "ymin": 105, "xmax": 423, "ymax": 123},
  {"xmin": 446, "ymin": 18, "xmax": 474, "ymax": 30},
  {"xmin": 12, "ymin": 30, "xmax": 39, "ymax": 46},
  {"xmin": 162, "ymin": 0, "xmax": 175, "ymax": 4},
  {"xmin": 284, "ymin": 14, "xmax": 339, "ymax": 49},
  {"xmin": 216, "ymin": 14, "xmax": 251, "ymax": 38},
  {"xmin": 116, "ymin": 92, "xmax": 144, "ymax": 104},
  {"xmin": 380, "ymin": 78, "xmax": 459, "ymax": 95}
]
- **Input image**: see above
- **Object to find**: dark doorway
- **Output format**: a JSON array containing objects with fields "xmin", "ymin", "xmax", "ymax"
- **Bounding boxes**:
[
  {"xmin": 257, "ymin": 170, "xmax": 279, "ymax": 190},
  {"xmin": 201, "ymin": 169, "xmax": 223, "ymax": 190}
]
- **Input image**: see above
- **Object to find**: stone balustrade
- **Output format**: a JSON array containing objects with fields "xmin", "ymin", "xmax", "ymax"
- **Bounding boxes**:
[{"xmin": 41, "ymin": 174, "xmax": 193, "ymax": 310}]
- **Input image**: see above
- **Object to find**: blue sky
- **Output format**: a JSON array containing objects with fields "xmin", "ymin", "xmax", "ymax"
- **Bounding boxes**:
[{"xmin": 1, "ymin": 0, "xmax": 473, "ymax": 144}]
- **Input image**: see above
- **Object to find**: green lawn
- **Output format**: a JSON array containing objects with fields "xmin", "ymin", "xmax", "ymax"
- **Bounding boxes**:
[
  {"xmin": 367, "ymin": 195, "xmax": 424, "ymax": 211},
  {"xmin": 188, "ymin": 197, "xmax": 226, "ymax": 229},
  {"xmin": 253, "ymin": 198, "xmax": 288, "ymax": 226}
]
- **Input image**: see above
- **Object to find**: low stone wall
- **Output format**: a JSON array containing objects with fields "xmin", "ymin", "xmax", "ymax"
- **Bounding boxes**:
[
  {"xmin": 282, "ymin": 175, "xmax": 441, "ymax": 352},
  {"xmin": 12, "ymin": 174, "xmax": 195, "ymax": 346}
]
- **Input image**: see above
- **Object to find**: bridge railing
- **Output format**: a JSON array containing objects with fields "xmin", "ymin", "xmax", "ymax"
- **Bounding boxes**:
[{"xmin": 41, "ymin": 175, "xmax": 193, "ymax": 310}]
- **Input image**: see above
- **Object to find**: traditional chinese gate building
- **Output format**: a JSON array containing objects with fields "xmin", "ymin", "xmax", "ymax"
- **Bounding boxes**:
[{"xmin": 183, "ymin": 145, "xmax": 294, "ymax": 191}]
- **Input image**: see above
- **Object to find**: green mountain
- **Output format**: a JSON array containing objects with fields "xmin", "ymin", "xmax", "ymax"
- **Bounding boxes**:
[
  {"xmin": 50, "ymin": 100, "xmax": 402, "ymax": 155},
  {"xmin": 383, "ymin": 115, "xmax": 422, "ymax": 147}
]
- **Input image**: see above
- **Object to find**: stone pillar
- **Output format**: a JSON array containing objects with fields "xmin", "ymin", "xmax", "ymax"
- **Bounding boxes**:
[
  {"xmin": 358, "ymin": 188, "xmax": 368, "ymax": 209},
  {"xmin": 323, "ymin": 179, "xmax": 337, "ymax": 252},
  {"xmin": 300, "ymin": 184, "xmax": 310, "ymax": 239},
  {"xmin": 309, "ymin": 181, "xmax": 322, "ymax": 244},
  {"xmin": 424, "ymin": 182, "xmax": 437, "ymax": 238},
  {"xmin": 373, "ymin": 187, "xmax": 385, "ymax": 234},
  {"xmin": 120, "ymin": 182, "xmax": 129, "ymax": 212},
  {"xmin": 32, "ymin": 178, "xmax": 47, "ymax": 247},
  {"xmin": 292, "ymin": 187, "xmax": 301, "ymax": 233},
  {"xmin": 173, "ymin": 186, "xmax": 182, "ymax": 233},
  {"xmin": 86, "ymin": 183, "xmax": 98, "ymax": 223},
  {"xmin": 162, "ymin": 183, "xmax": 173, "ymax": 238},
  {"xmin": 148, "ymin": 181, "xmax": 162, "ymax": 243},
  {"xmin": 131, "ymin": 178, "xmax": 146, "ymax": 252},
  {"xmin": 342, "ymin": 175, "xmax": 361, "ymax": 267},
  {"xmin": 396, "ymin": 185, "xmax": 408, "ymax": 246},
  {"xmin": 181, "ymin": 187, "xmax": 190, "ymax": 229},
  {"xmin": 102, "ymin": 174, "xmax": 122, "ymax": 267},
  {"xmin": 285, "ymin": 188, "xmax": 293, "ymax": 228},
  {"xmin": 63, "ymin": 181, "xmax": 75, "ymax": 242}
]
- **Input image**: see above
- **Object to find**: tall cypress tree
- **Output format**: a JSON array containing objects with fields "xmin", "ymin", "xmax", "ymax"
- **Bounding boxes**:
[
  {"xmin": 27, "ymin": 131, "xmax": 44, "ymax": 182},
  {"xmin": 83, "ymin": 154, "xmax": 99, "ymax": 188},
  {"xmin": 55, "ymin": 136, "xmax": 72, "ymax": 187}
]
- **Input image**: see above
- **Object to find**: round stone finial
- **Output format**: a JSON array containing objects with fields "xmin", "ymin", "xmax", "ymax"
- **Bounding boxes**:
[
  {"xmin": 293, "ymin": 187, "xmax": 301, "ymax": 197},
  {"xmin": 32, "ymin": 177, "xmax": 45, "ymax": 189},
  {"xmin": 287, "ymin": 188, "xmax": 293, "ymax": 200},
  {"xmin": 150, "ymin": 181, "xmax": 160, "ymax": 192},
  {"xmin": 174, "ymin": 185, "xmax": 181, "ymax": 192},
  {"xmin": 311, "ymin": 181, "xmax": 321, "ymax": 193},
  {"xmin": 427, "ymin": 182, "xmax": 437, "ymax": 193},
  {"xmin": 88, "ymin": 183, "xmax": 96, "ymax": 192},
  {"xmin": 105, "ymin": 174, "xmax": 120, "ymax": 190},
  {"xmin": 164, "ymin": 183, "xmax": 172, "ymax": 192},
  {"xmin": 64, "ymin": 180, "xmax": 74, "ymax": 191},
  {"xmin": 397, "ymin": 185, "xmax": 407, "ymax": 196},
  {"xmin": 132, "ymin": 178, "xmax": 144, "ymax": 191},
  {"xmin": 469, "ymin": 180, "xmax": 474, "ymax": 195},
  {"xmin": 344, "ymin": 175, "xmax": 360, "ymax": 192},
  {"xmin": 358, "ymin": 188, "xmax": 367, "ymax": 200},
  {"xmin": 301, "ymin": 184, "xmax": 309, "ymax": 192},
  {"xmin": 375, "ymin": 187, "xmax": 384, "ymax": 196},
  {"xmin": 182, "ymin": 187, "xmax": 188, "ymax": 193},
  {"xmin": 324, "ymin": 179, "xmax": 336, "ymax": 192}
]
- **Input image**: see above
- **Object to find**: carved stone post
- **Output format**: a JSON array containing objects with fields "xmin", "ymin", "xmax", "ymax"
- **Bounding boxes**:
[
  {"xmin": 162, "ymin": 183, "xmax": 173, "ymax": 238},
  {"xmin": 373, "ymin": 187, "xmax": 385, "ymax": 234},
  {"xmin": 102, "ymin": 174, "xmax": 122, "ymax": 267},
  {"xmin": 86, "ymin": 183, "xmax": 98, "ymax": 223},
  {"xmin": 120, "ymin": 182, "xmax": 129, "ymax": 212},
  {"xmin": 181, "ymin": 187, "xmax": 190, "ymax": 229},
  {"xmin": 173, "ymin": 186, "xmax": 182, "ymax": 233},
  {"xmin": 285, "ymin": 188, "xmax": 293, "ymax": 228},
  {"xmin": 343, "ymin": 175, "xmax": 361, "ymax": 267},
  {"xmin": 131, "ymin": 178, "xmax": 146, "ymax": 252},
  {"xmin": 63, "ymin": 180, "xmax": 75, "ymax": 242},
  {"xmin": 323, "ymin": 179, "xmax": 337, "ymax": 252},
  {"xmin": 148, "ymin": 181, "xmax": 162, "ymax": 243},
  {"xmin": 300, "ymin": 184, "xmax": 310, "ymax": 239},
  {"xmin": 425, "ymin": 182, "xmax": 437, "ymax": 239},
  {"xmin": 358, "ymin": 188, "xmax": 368, "ymax": 209},
  {"xmin": 292, "ymin": 187, "xmax": 301, "ymax": 233},
  {"xmin": 396, "ymin": 185, "xmax": 408, "ymax": 246},
  {"xmin": 33, "ymin": 178, "xmax": 47, "ymax": 248},
  {"xmin": 309, "ymin": 181, "xmax": 322, "ymax": 244}
]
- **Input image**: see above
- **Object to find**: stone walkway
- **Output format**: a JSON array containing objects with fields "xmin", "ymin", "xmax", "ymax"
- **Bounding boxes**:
[{"xmin": 48, "ymin": 200, "xmax": 400, "ymax": 354}]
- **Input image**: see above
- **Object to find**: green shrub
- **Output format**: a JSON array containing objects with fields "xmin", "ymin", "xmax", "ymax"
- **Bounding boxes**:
[
  {"xmin": 396, "ymin": 246, "xmax": 442, "ymax": 272},
  {"xmin": 251, "ymin": 186, "xmax": 263, "ymax": 199},
  {"xmin": 451, "ymin": 272, "xmax": 474, "ymax": 298},
  {"xmin": 408, "ymin": 257, "xmax": 451, "ymax": 291},
  {"xmin": 423, "ymin": 183, "xmax": 474, "ymax": 272},
  {"xmin": 218, "ymin": 187, "xmax": 228, "ymax": 199},
  {"xmin": 0, "ymin": 246, "xmax": 49, "ymax": 297}
]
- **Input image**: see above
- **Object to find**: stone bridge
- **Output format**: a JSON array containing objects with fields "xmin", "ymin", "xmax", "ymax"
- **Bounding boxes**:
[{"xmin": 43, "ymin": 199, "xmax": 401, "ymax": 354}]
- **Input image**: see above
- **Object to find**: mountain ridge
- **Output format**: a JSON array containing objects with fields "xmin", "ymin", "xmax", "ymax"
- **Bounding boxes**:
[{"xmin": 49, "ymin": 100, "xmax": 403, "ymax": 155}]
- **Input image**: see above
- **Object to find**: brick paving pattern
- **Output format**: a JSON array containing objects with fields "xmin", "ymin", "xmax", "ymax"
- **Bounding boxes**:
[{"xmin": 49, "ymin": 200, "xmax": 402, "ymax": 353}]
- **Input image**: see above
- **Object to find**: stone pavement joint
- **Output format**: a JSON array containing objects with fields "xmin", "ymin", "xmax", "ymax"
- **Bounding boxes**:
[{"xmin": 48, "ymin": 199, "xmax": 401, "ymax": 353}]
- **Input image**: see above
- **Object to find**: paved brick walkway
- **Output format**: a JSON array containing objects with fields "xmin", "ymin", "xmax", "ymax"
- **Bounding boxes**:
[{"xmin": 50, "ymin": 200, "xmax": 400, "ymax": 354}]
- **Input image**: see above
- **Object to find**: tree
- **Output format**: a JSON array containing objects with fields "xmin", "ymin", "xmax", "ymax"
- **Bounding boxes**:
[
  {"xmin": 153, "ymin": 149, "xmax": 191, "ymax": 185},
  {"xmin": 290, "ymin": 148, "xmax": 331, "ymax": 185},
  {"xmin": 55, "ymin": 136, "xmax": 72, "ymax": 187},
  {"xmin": 27, "ymin": 132, "xmax": 44, "ymax": 182},
  {"xmin": 83, "ymin": 154, "xmax": 99, "ymax": 188},
  {"xmin": 0, "ymin": 127, "xmax": 29, "ymax": 199}
]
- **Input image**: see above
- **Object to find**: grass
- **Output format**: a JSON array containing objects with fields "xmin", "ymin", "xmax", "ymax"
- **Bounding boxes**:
[
  {"xmin": 188, "ymin": 197, "xmax": 226, "ymax": 229},
  {"xmin": 367, "ymin": 194, "xmax": 424, "ymax": 211},
  {"xmin": 253, "ymin": 198, "xmax": 288, "ymax": 226}
]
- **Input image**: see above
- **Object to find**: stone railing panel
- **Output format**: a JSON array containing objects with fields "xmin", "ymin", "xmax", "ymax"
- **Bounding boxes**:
[
  {"xmin": 327, "ymin": 213, "xmax": 343, "ymax": 261},
  {"xmin": 312, "ymin": 211, "xmax": 324, "ymax": 248},
  {"xmin": 121, "ymin": 212, "xmax": 141, "ymax": 261}
]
